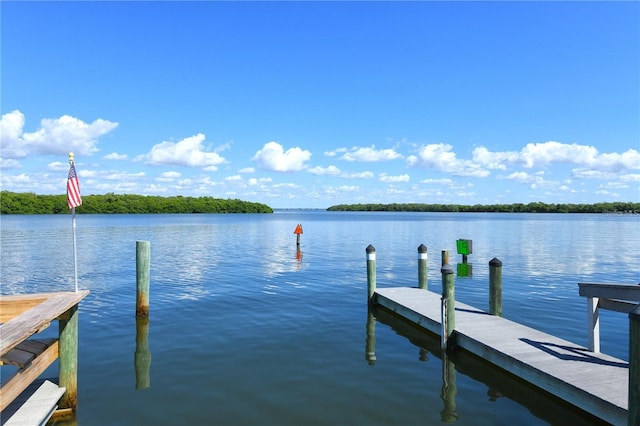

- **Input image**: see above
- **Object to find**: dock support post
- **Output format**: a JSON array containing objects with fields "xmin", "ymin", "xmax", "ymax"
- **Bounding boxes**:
[
  {"xmin": 418, "ymin": 244, "xmax": 428, "ymax": 290},
  {"xmin": 136, "ymin": 240, "xmax": 151, "ymax": 317},
  {"xmin": 366, "ymin": 245, "xmax": 376, "ymax": 304},
  {"xmin": 58, "ymin": 304, "xmax": 79, "ymax": 412},
  {"xmin": 441, "ymin": 263, "xmax": 455, "ymax": 352},
  {"xmin": 441, "ymin": 250, "xmax": 449, "ymax": 267},
  {"xmin": 489, "ymin": 258, "xmax": 503, "ymax": 316},
  {"xmin": 629, "ymin": 304, "xmax": 640, "ymax": 426},
  {"xmin": 587, "ymin": 296, "xmax": 600, "ymax": 353}
]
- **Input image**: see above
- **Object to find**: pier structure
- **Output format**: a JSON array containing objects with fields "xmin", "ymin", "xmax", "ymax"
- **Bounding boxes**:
[
  {"xmin": 0, "ymin": 290, "xmax": 89, "ymax": 425},
  {"xmin": 366, "ymin": 244, "xmax": 639, "ymax": 425}
]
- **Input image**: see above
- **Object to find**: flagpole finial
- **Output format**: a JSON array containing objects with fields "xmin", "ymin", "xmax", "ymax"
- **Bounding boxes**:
[{"xmin": 69, "ymin": 152, "xmax": 75, "ymax": 162}]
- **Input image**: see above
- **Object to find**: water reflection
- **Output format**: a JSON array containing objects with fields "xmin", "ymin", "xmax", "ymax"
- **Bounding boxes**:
[
  {"xmin": 440, "ymin": 352, "xmax": 458, "ymax": 423},
  {"xmin": 370, "ymin": 306, "xmax": 609, "ymax": 426},
  {"xmin": 365, "ymin": 309, "xmax": 376, "ymax": 365},
  {"xmin": 134, "ymin": 317, "xmax": 151, "ymax": 390}
]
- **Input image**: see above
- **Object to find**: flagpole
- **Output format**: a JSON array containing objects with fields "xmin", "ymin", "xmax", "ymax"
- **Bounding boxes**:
[
  {"xmin": 69, "ymin": 152, "xmax": 79, "ymax": 292},
  {"xmin": 72, "ymin": 205, "xmax": 78, "ymax": 292}
]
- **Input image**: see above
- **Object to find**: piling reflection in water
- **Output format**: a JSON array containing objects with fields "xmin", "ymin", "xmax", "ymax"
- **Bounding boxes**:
[
  {"xmin": 371, "ymin": 305, "xmax": 610, "ymax": 425},
  {"xmin": 365, "ymin": 309, "xmax": 376, "ymax": 365},
  {"xmin": 134, "ymin": 317, "xmax": 151, "ymax": 390},
  {"xmin": 440, "ymin": 353, "xmax": 458, "ymax": 423}
]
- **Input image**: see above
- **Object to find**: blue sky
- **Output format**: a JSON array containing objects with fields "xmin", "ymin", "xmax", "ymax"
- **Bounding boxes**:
[{"xmin": 2, "ymin": 1, "xmax": 639, "ymax": 209}]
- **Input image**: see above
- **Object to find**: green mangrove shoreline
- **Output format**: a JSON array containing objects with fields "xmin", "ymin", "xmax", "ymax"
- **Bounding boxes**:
[
  {"xmin": 326, "ymin": 202, "xmax": 640, "ymax": 214},
  {"xmin": 0, "ymin": 191, "xmax": 273, "ymax": 214}
]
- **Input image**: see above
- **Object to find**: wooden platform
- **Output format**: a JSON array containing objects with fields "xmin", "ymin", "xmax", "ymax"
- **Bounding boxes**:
[
  {"xmin": 0, "ymin": 291, "xmax": 89, "ymax": 425},
  {"xmin": 374, "ymin": 287, "xmax": 628, "ymax": 426}
]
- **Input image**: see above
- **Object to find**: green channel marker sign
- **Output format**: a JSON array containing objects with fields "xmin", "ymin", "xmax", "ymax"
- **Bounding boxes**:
[{"xmin": 456, "ymin": 239, "xmax": 472, "ymax": 255}]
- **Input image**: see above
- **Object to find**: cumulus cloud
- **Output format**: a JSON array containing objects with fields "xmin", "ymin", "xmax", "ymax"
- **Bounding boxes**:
[
  {"xmin": 252, "ymin": 141, "xmax": 311, "ymax": 172},
  {"xmin": 0, "ymin": 110, "xmax": 118, "ymax": 159},
  {"xmin": 146, "ymin": 133, "xmax": 226, "ymax": 170},
  {"xmin": 473, "ymin": 141, "xmax": 640, "ymax": 173},
  {"xmin": 330, "ymin": 145, "xmax": 403, "ymax": 162},
  {"xmin": 307, "ymin": 165, "xmax": 341, "ymax": 176},
  {"xmin": 103, "ymin": 152, "xmax": 128, "ymax": 160},
  {"xmin": 379, "ymin": 173, "xmax": 410, "ymax": 183},
  {"xmin": 407, "ymin": 143, "xmax": 490, "ymax": 177},
  {"xmin": 340, "ymin": 171, "xmax": 375, "ymax": 179},
  {"xmin": 156, "ymin": 171, "xmax": 181, "ymax": 182}
]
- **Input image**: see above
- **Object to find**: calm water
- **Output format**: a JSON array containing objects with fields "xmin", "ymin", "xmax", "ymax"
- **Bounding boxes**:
[{"xmin": 1, "ymin": 211, "xmax": 638, "ymax": 425}]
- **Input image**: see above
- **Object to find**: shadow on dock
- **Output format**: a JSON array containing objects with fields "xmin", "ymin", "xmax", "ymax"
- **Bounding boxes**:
[
  {"xmin": 368, "ymin": 305, "xmax": 610, "ymax": 426},
  {"xmin": 520, "ymin": 338, "xmax": 627, "ymax": 368}
]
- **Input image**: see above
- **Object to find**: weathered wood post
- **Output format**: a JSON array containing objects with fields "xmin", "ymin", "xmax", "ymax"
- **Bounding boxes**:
[
  {"xmin": 489, "ymin": 257, "xmax": 503, "ymax": 316},
  {"xmin": 441, "ymin": 250, "xmax": 449, "ymax": 267},
  {"xmin": 135, "ymin": 317, "xmax": 152, "ymax": 390},
  {"xmin": 58, "ymin": 304, "xmax": 79, "ymax": 411},
  {"xmin": 136, "ymin": 240, "xmax": 151, "ymax": 317},
  {"xmin": 441, "ymin": 263, "xmax": 455, "ymax": 352},
  {"xmin": 366, "ymin": 245, "xmax": 376, "ymax": 304},
  {"xmin": 418, "ymin": 244, "xmax": 428, "ymax": 290},
  {"xmin": 629, "ymin": 304, "xmax": 640, "ymax": 426}
]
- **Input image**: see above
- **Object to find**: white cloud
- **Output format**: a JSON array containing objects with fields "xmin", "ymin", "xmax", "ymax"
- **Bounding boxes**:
[
  {"xmin": 340, "ymin": 171, "xmax": 375, "ymax": 179},
  {"xmin": 0, "ymin": 158, "xmax": 22, "ymax": 169},
  {"xmin": 420, "ymin": 178, "xmax": 454, "ymax": 185},
  {"xmin": 146, "ymin": 133, "xmax": 226, "ymax": 170},
  {"xmin": 239, "ymin": 167, "xmax": 255, "ymax": 173},
  {"xmin": 252, "ymin": 141, "xmax": 311, "ymax": 172},
  {"xmin": 474, "ymin": 141, "xmax": 640, "ymax": 173},
  {"xmin": 156, "ymin": 171, "xmax": 181, "ymax": 182},
  {"xmin": 308, "ymin": 165, "xmax": 341, "ymax": 175},
  {"xmin": 103, "ymin": 152, "xmax": 128, "ymax": 160},
  {"xmin": 379, "ymin": 173, "xmax": 410, "ymax": 183},
  {"xmin": 337, "ymin": 145, "xmax": 403, "ymax": 162},
  {"xmin": 0, "ymin": 110, "xmax": 118, "ymax": 159},
  {"xmin": 407, "ymin": 143, "xmax": 490, "ymax": 177},
  {"xmin": 472, "ymin": 146, "xmax": 518, "ymax": 170}
]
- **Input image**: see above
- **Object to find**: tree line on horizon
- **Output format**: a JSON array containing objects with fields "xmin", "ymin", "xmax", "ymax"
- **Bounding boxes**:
[
  {"xmin": 327, "ymin": 202, "xmax": 640, "ymax": 214},
  {"xmin": 0, "ymin": 191, "xmax": 274, "ymax": 214}
]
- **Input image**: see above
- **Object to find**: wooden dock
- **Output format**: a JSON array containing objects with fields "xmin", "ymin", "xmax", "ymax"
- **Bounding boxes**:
[
  {"xmin": 0, "ymin": 291, "xmax": 89, "ymax": 425},
  {"xmin": 373, "ymin": 287, "xmax": 629, "ymax": 426}
]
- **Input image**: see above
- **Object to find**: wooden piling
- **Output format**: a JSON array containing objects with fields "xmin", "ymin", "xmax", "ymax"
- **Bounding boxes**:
[
  {"xmin": 58, "ymin": 304, "xmax": 78, "ymax": 411},
  {"xmin": 630, "ymin": 304, "xmax": 640, "ymax": 426},
  {"xmin": 489, "ymin": 258, "xmax": 503, "ymax": 316},
  {"xmin": 136, "ymin": 241, "xmax": 150, "ymax": 317},
  {"xmin": 441, "ymin": 263, "xmax": 455, "ymax": 352},
  {"xmin": 135, "ymin": 317, "xmax": 151, "ymax": 390},
  {"xmin": 366, "ymin": 245, "xmax": 376, "ymax": 303},
  {"xmin": 418, "ymin": 244, "xmax": 428, "ymax": 290},
  {"xmin": 441, "ymin": 250, "xmax": 449, "ymax": 267}
]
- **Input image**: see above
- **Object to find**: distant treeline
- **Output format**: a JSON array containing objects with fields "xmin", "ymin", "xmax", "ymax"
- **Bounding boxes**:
[
  {"xmin": 327, "ymin": 202, "xmax": 640, "ymax": 214},
  {"xmin": 0, "ymin": 191, "xmax": 273, "ymax": 214}
]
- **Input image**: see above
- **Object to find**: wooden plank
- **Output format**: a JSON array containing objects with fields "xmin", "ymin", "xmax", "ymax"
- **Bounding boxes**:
[
  {"xmin": 0, "ymin": 290, "xmax": 89, "ymax": 356},
  {"xmin": 0, "ymin": 292, "xmax": 80, "ymax": 323},
  {"xmin": 2, "ymin": 380, "xmax": 65, "ymax": 426},
  {"xmin": 0, "ymin": 341, "xmax": 59, "ymax": 412},
  {"xmin": 374, "ymin": 287, "xmax": 628, "ymax": 426},
  {"xmin": 578, "ymin": 282, "xmax": 640, "ymax": 301},
  {"xmin": 0, "ymin": 339, "xmax": 56, "ymax": 368}
]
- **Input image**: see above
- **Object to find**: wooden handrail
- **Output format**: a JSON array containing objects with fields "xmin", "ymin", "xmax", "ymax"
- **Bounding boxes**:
[{"xmin": 577, "ymin": 282, "xmax": 640, "ymax": 353}]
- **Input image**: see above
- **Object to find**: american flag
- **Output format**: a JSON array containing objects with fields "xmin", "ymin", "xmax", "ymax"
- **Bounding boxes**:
[{"xmin": 67, "ymin": 162, "xmax": 82, "ymax": 209}]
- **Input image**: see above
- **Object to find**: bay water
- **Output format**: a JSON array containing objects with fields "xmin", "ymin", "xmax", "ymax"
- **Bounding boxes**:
[{"xmin": 1, "ymin": 211, "xmax": 638, "ymax": 425}]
